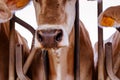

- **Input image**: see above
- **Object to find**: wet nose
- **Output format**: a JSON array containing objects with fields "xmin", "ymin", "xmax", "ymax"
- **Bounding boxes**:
[{"xmin": 37, "ymin": 29, "xmax": 63, "ymax": 48}]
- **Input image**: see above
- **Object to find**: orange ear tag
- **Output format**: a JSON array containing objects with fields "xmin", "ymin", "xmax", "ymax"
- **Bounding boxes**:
[
  {"xmin": 16, "ymin": 0, "xmax": 29, "ymax": 8},
  {"xmin": 100, "ymin": 16, "xmax": 115, "ymax": 27}
]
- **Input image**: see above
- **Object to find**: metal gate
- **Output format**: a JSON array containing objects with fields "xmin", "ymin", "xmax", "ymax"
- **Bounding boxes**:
[{"xmin": 8, "ymin": 0, "xmax": 80, "ymax": 80}]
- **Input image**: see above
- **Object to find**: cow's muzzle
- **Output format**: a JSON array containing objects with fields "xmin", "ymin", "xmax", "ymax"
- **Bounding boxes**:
[{"xmin": 37, "ymin": 29, "xmax": 63, "ymax": 48}]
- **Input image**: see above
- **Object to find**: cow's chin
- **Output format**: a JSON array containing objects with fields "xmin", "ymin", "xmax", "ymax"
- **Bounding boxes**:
[{"xmin": 47, "ymin": 47, "xmax": 63, "ymax": 55}]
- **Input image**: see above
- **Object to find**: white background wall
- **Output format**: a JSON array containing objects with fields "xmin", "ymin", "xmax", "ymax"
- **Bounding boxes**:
[
  {"xmin": 15, "ymin": 0, "xmax": 120, "ymax": 48},
  {"xmin": 80, "ymin": 0, "xmax": 120, "ymax": 47}
]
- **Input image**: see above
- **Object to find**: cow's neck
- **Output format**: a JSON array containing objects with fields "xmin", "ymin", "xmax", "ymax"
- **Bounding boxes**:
[{"xmin": 48, "ymin": 27, "xmax": 74, "ymax": 80}]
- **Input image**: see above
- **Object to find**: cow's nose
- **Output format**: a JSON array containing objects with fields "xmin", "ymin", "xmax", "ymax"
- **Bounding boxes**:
[{"xmin": 37, "ymin": 29, "xmax": 63, "ymax": 48}]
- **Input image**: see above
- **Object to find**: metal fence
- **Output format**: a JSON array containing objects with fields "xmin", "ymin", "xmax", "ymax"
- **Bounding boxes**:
[{"xmin": 8, "ymin": 0, "xmax": 80, "ymax": 80}]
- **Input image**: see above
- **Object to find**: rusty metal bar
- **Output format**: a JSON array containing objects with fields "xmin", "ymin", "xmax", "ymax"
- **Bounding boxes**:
[
  {"xmin": 9, "ymin": 16, "xmax": 15, "ymax": 80},
  {"xmin": 74, "ymin": 0, "xmax": 80, "ymax": 80},
  {"xmin": 98, "ymin": 0, "xmax": 105, "ymax": 80},
  {"xmin": 9, "ymin": 14, "xmax": 35, "ymax": 80},
  {"xmin": 16, "ymin": 44, "xmax": 30, "ymax": 80},
  {"xmin": 12, "ymin": 15, "xmax": 35, "ymax": 35},
  {"xmin": 43, "ymin": 50, "xmax": 49, "ymax": 80},
  {"xmin": 105, "ymin": 42, "xmax": 119, "ymax": 80},
  {"xmin": 10, "ymin": 14, "xmax": 37, "ymax": 79},
  {"xmin": 16, "ymin": 46, "xmax": 38, "ymax": 80},
  {"xmin": 23, "ymin": 46, "xmax": 38, "ymax": 74}
]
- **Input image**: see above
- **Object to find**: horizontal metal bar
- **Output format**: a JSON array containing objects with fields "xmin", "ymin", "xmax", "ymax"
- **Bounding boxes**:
[
  {"xmin": 11, "ymin": 15, "xmax": 35, "ymax": 35},
  {"xmin": 87, "ymin": 0, "xmax": 96, "ymax": 1}
]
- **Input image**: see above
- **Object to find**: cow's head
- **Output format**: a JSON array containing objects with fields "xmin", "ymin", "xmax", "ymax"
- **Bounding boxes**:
[
  {"xmin": 33, "ymin": 0, "xmax": 76, "ymax": 49},
  {"xmin": 0, "ymin": 0, "xmax": 30, "ymax": 23}
]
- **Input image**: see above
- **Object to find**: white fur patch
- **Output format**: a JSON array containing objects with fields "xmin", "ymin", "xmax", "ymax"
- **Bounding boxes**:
[
  {"xmin": 51, "ymin": 48, "xmax": 62, "ymax": 80},
  {"xmin": 0, "ymin": 17, "xmax": 11, "ymax": 23},
  {"xmin": 57, "ymin": 63, "xmax": 61, "ymax": 80},
  {"xmin": 0, "ymin": 12, "xmax": 13, "ymax": 23},
  {"xmin": 34, "ymin": 35, "xmax": 42, "ymax": 48},
  {"xmin": 65, "ymin": 0, "xmax": 76, "ymax": 34}
]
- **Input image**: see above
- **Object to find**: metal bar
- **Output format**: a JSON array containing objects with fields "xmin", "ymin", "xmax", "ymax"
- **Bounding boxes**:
[
  {"xmin": 87, "ymin": 0, "xmax": 96, "ymax": 1},
  {"xmin": 16, "ymin": 46, "xmax": 38, "ymax": 80},
  {"xmin": 105, "ymin": 42, "xmax": 119, "ymax": 80},
  {"xmin": 74, "ymin": 0, "xmax": 80, "ymax": 80},
  {"xmin": 23, "ymin": 46, "xmax": 38, "ymax": 74},
  {"xmin": 16, "ymin": 44, "xmax": 29, "ymax": 80},
  {"xmin": 97, "ymin": 0, "xmax": 105, "ymax": 80},
  {"xmin": 12, "ymin": 15, "xmax": 35, "ymax": 35},
  {"xmin": 9, "ymin": 16, "xmax": 15, "ymax": 80},
  {"xmin": 116, "ymin": 27, "xmax": 120, "ymax": 32},
  {"xmin": 43, "ymin": 50, "xmax": 49, "ymax": 80}
]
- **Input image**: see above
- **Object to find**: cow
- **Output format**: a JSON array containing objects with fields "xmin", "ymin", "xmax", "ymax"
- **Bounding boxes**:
[
  {"xmin": 95, "ymin": 5, "xmax": 120, "ymax": 80},
  {"xmin": 29, "ymin": 0, "xmax": 95, "ymax": 80},
  {"xmin": 0, "ymin": 0, "xmax": 30, "ymax": 80}
]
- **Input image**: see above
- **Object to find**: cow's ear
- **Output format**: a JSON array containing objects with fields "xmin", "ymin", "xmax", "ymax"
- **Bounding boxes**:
[
  {"xmin": 0, "ymin": 1, "xmax": 12, "ymax": 23},
  {"xmin": 6, "ymin": 0, "xmax": 30, "ymax": 11},
  {"xmin": 99, "ymin": 15, "xmax": 115, "ymax": 27},
  {"xmin": 98, "ymin": 6, "xmax": 120, "ymax": 28}
]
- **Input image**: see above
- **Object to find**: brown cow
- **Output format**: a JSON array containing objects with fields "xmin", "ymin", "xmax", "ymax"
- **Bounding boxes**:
[
  {"xmin": 30, "ymin": 0, "xmax": 94, "ymax": 80},
  {"xmin": 95, "ymin": 5, "xmax": 120, "ymax": 80},
  {"xmin": 0, "ymin": 0, "xmax": 30, "ymax": 80}
]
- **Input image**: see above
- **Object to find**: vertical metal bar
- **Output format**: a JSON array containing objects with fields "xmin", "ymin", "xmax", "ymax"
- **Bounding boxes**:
[
  {"xmin": 16, "ymin": 46, "xmax": 38, "ymax": 79},
  {"xmin": 43, "ymin": 50, "xmax": 49, "ymax": 80},
  {"xmin": 74, "ymin": 0, "xmax": 80, "ymax": 80},
  {"xmin": 16, "ymin": 44, "xmax": 29, "ymax": 80},
  {"xmin": 23, "ymin": 46, "xmax": 37, "ymax": 74},
  {"xmin": 98, "ymin": 0, "xmax": 104, "ymax": 80},
  {"xmin": 9, "ymin": 16, "xmax": 15, "ymax": 80},
  {"xmin": 105, "ymin": 42, "xmax": 120, "ymax": 80}
]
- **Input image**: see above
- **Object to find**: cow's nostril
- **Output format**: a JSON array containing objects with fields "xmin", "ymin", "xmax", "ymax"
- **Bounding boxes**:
[
  {"xmin": 37, "ymin": 31, "xmax": 43, "ymax": 42},
  {"xmin": 55, "ymin": 30, "xmax": 63, "ymax": 42}
]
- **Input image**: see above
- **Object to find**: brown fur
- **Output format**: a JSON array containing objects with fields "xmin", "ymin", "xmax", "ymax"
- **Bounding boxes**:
[
  {"xmin": 80, "ymin": 21, "xmax": 94, "ymax": 80},
  {"xmin": 35, "ymin": 0, "xmax": 67, "ymax": 24}
]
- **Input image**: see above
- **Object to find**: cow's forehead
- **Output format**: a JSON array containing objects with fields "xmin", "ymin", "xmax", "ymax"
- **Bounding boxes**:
[
  {"xmin": 34, "ymin": 0, "xmax": 76, "ymax": 26},
  {"xmin": 36, "ymin": 0, "xmax": 67, "ymax": 5}
]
